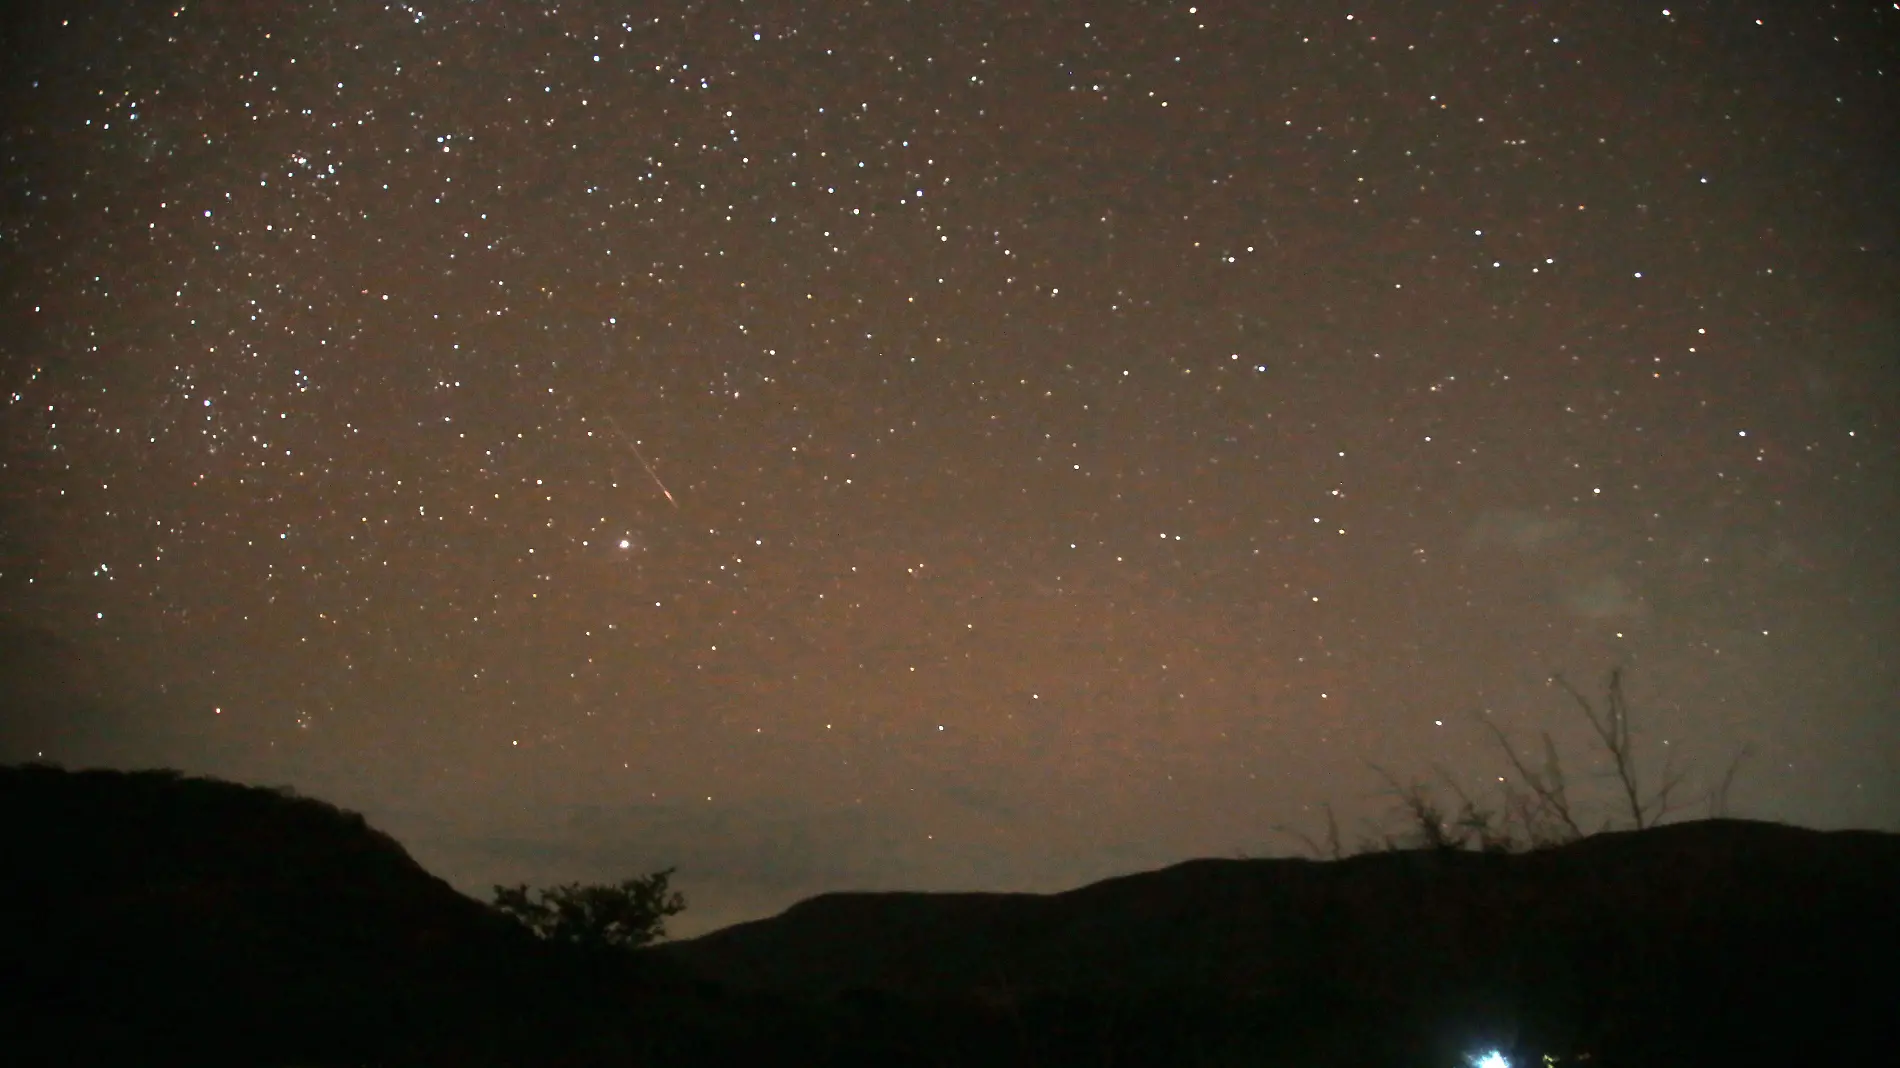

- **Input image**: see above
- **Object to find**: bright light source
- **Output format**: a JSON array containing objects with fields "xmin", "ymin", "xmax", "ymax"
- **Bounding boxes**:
[{"xmin": 1469, "ymin": 1052, "xmax": 1510, "ymax": 1068}]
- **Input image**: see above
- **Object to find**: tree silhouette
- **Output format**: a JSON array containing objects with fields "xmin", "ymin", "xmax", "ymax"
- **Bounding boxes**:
[
  {"xmin": 1292, "ymin": 666, "xmax": 1752, "ymax": 856},
  {"xmin": 492, "ymin": 869, "xmax": 686, "ymax": 951}
]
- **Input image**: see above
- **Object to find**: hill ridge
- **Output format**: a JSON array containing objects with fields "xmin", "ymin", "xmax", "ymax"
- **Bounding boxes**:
[{"xmin": 658, "ymin": 818, "xmax": 1900, "ymax": 1005}]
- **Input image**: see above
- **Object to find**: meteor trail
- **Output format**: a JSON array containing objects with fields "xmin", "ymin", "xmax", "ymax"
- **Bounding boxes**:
[{"xmin": 601, "ymin": 414, "xmax": 678, "ymax": 508}]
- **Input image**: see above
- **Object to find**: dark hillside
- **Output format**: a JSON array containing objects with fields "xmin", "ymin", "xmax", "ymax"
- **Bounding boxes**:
[
  {"xmin": 659, "ymin": 819, "xmax": 1900, "ymax": 1062},
  {"xmin": 0, "ymin": 764, "xmax": 656, "ymax": 1066},
  {"xmin": 6, "ymin": 763, "xmax": 1894, "ymax": 1067}
]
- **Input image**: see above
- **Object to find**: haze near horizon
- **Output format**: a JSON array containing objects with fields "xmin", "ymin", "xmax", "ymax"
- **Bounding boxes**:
[{"xmin": 2, "ymin": 0, "xmax": 1895, "ymax": 935}]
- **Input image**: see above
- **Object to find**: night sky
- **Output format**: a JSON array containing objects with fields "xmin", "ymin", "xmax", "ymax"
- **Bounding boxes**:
[{"xmin": 3, "ymin": 1, "xmax": 1896, "ymax": 935}]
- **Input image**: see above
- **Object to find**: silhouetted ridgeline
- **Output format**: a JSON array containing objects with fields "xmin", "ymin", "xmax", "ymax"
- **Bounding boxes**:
[
  {"xmin": 0, "ymin": 764, "xmax": 679, "ymax": 1067},
  {"xmin": 658, "ymin": 818, "xmax": 1900, "ymax": 1063},
  {"xmin": 4, "ymin": 763, "xmax": 1896, "ymax": 1067}
]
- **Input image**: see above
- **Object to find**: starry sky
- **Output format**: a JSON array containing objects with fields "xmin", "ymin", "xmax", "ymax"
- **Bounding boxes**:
[{"xmin": 2, "ymin": 0, "xmax": 1896, "ymax": 935}]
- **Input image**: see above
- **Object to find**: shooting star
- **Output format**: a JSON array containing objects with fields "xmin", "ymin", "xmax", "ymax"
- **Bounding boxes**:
[{"xmin": 601, "ymin": 414, "xmax": 678, "ymax": 509}]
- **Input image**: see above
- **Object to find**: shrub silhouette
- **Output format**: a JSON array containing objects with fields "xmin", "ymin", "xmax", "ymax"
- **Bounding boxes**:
[
  {"xmin": 1, "ymin": 762, "xmax": 623, "ymax": 1066},
  {"xmin": 493, "ymin": 870, "xmax": 686, "ymax": 951},
  {"xmin": 1291, "ymin": 667, "xmax": 1751, "ymax": 856}
]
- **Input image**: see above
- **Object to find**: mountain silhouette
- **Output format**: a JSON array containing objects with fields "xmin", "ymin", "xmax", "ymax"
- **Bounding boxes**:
[
  {"xmin": 6, "ymin": 762, "xmax": 1895, "ymax": 1066},
  {"xmin": 0, "ymin": 763, "xmax": 669, "ymax": 1066},
  {"xmin": 657, "ymin": 818, "xmax": 1900, "ymax": 1063}
]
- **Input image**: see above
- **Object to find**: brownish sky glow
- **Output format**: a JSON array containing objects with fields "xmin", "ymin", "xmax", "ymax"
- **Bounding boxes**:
[{"xmin": 3, "ymin": 0, "xmax": 1896, "ymax": 934}]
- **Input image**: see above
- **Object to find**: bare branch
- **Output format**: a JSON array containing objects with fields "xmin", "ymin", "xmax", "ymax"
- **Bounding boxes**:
[
  {"xmin": 1555, "ymin": 668, "xmax": 1648, "ymax": 827},
  {"xmin": 1605, "ymin": 668, "xmax": 1646, "ymax": 826},
  {"xmin": 1649, "ymin": 745, "xmax": 1690, "ymax": 825},
  {"xmin": 1476, "ymin": 713, "xmax": 1583, "ymax": 843},
  {"xmin": 1370, "ymin": 763, "xmax": 1459, "ymax": 850},
  {"xmin": 1435, "ymin": 767, "xmax": 1516, "ymax": 853},
  {"xmin": 1708, "ymin": 744, "xmax": 1752, "ymax": 817},
  {"xmin": 1273, "ymin": 802, "xmax": 1344, "ymax": 860},
  {"xmin": 1536, "ymin": 732, "xmax": 1581, "ymax": 839},
  {"xmin": 1305, "ymin": 667, "xmax": 1750, "ymax": 859}
]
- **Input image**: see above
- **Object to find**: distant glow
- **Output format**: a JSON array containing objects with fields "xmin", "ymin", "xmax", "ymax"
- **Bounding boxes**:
[
  {"xmin": 1469, "ymin": 1052, "xmax": 1509, "ymax": 1068},
  {"xmin": 6, "ymin": 0, "xmax": 1872, "ymax": 947}
]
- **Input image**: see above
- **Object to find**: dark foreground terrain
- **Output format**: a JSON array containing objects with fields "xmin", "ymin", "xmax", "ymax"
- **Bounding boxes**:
[{"xmin": 4, "ymin": 763, "xmax": 1895, "ymax": 1067}]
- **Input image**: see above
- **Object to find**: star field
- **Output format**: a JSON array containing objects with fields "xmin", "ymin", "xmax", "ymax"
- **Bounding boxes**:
[{"xmin": 3, "ymin": 0, "xmax": 1896, "ymax": 934}]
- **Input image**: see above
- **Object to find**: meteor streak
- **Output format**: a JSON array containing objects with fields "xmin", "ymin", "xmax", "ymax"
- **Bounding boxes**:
[{"xmin": 601, "ymin": 414, "xmax": 678, "ymax": 508}]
